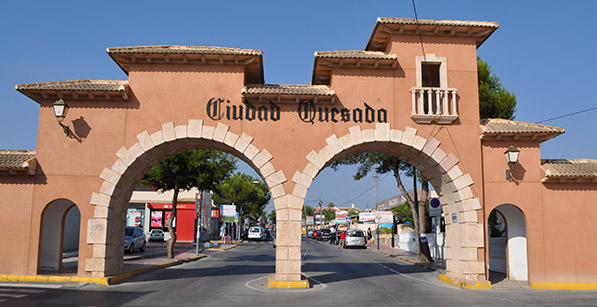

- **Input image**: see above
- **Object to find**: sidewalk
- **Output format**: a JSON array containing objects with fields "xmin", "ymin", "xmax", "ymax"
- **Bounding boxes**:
[{"xmin": 370, "ymin": 244, "xmax": 446, "ymax": 274}]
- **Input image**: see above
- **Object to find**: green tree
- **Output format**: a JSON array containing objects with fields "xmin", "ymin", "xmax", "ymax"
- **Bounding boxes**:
[
  {"xmin": 478, "ymin": 57, "xmax": 517, "ymax": 119},
  {"xmin": 141, "ymin": 149, "xmax": 237, "ymax": 258},
  {"xmin": 215, "ymin": 173, "xmax": 270, "ymax": 222},
  {"xmin": 303, "ymin": 205, "xmax": 315, "ymax": 218},
  {"xmin": 322, "ymin": 208, "xmax": 336, "ymax": 222},
  {"xmin": 268, "ymin": 210, "xmax": 276, "ymax": 225},
  {"xmin": 331, "ymin": 154, "xmax": 431, "ymax": 262}
]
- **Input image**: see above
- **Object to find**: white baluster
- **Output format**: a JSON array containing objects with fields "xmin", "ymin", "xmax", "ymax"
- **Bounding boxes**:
[
  {"xmin": 451, "ymin": 89, "xmax": 458, "ymax": 115},
  {"xmin": 411, "ymin": 89, "xmax": 416, "ymax": 116},
  {"xmin": 435, "ymin": 89, "xmax": 441, "ymax": 115},
  {"xmin": 418, "ymin": 89, "xmax": 424, "ymax": 115},
  {"xmin": 426, "ymin": 89, "xmax": 432, "ymax": 115}
]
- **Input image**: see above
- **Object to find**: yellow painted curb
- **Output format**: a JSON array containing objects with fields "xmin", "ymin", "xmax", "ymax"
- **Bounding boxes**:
[
  {"xmin": 0, "ymin": 274, "xmax": 109, "ymax": 286},
  {"xmin": 0, "ymin": 254, "xmax": 207, "ymax": 286},
  {"xmin": 438, "ymin": 274, "xmax": 492, "ymax": 289},
  {"xmin": 531, "ymin": 282, "xmax": 597, "ymax": 290},
  {"xmin": 266, "ymin": 274, "xmax": 310, "ymax": 288},
  {"xmin": 207, "ymin": 244, "xmax": 237, "ymax": 251}
]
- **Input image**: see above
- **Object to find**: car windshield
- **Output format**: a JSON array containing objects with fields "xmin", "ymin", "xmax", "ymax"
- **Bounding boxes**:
[
  {"xmin": 250, "ymin": 228, "xmax": 260, "ymax": 233},
  {"xmin": 151, "ymin": 230, "xmax": 162, "ymax": 234},
  {"xmin": 125, "ymin": 228, "xmax": 134, "ymax": 236},
  {"xmin": 347, "ymin": 230, "xmax": 364, "ymax": 237}
]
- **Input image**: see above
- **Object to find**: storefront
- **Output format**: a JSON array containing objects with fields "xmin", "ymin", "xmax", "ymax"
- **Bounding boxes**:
[{"xmin": 147, "ymin": 203, "xmax": 195, "ymax": 242}]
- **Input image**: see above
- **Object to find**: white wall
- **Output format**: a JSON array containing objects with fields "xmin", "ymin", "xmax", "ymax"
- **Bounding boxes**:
[
  {"xmin": 397, "ymin": 231, "xmax": 446, "ymax": 260},
  {"xmin": 496, "ymin": 204, "xmax": 528, "ymax": 281}
]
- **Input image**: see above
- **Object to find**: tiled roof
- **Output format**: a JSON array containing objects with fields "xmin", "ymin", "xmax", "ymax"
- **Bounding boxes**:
[
  {"xmin": 16, "ymin": 80, "xmax": 127, "ymax": 92},
  {"xmin": 541, "ymin": 159, "xmax": 597, "ymax": 182},
  {"xmin": 367, "ymin": 17, "xmax": 499, "ymax": 51},
  {"xmin": 376, "ymin": 17, "xmax": 499, "ymax": 29},
  {"xmin": 0, "ymin": 150, "xmax": 36, "ymax": 175},
  {"xmin": 107, "ymin": 45, "xmax": 264, "ymax": 84},
  {"xmin": 106, "ymin": 45, "xmax": 262, "ymax": 56},
  {"xmin": 242, "ymin": 84, "xmax": 335, "ymax": 96},
  {"xmin": 16, "ymin": 80, "xmax": 129, "ymax": 103},
  {"xmin": 480, "ymin": 119, "xmax": 565, "ymax": 142},
  {"xmin": 314, "ymin": 51, "xmax": 397, "ymax": 60}
]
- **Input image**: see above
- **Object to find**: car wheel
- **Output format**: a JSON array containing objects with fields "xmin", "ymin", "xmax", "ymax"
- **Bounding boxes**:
[
  {"xmin": 128, "ymin": 243, "xmax": 134, "ymax": 254},
  {"xmin": 140, "ymin": 241, "xmax": 146, "ymax": 252}
]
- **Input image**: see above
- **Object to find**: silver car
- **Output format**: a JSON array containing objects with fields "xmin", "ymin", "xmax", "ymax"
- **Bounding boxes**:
[
  {"xmin": 345, "ymin": 229, "xmax": 367, "ymax": 248},
  {"xmin": 124, "ymin": 226, "xmax": 146, "ymax": 253}
]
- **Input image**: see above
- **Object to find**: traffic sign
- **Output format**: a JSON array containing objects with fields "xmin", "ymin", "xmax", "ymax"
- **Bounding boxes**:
[{"xmin": 429, "ymin": 197, "xmax": 441, "ymax": 217}]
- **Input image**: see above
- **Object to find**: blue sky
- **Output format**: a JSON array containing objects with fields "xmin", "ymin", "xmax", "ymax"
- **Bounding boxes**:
[{"xmin": 1, "ymin": 1, "xmax": 595, "ymax": 211}]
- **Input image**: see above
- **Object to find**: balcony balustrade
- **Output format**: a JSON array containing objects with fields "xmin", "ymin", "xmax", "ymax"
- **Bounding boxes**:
[{"xmin": 410, "ymin": 87, "xmax": 458, "ymax": 124}]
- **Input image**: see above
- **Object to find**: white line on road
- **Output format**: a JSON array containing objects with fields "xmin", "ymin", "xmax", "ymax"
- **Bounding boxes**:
[{"xmin": 376, "ymin": 263, "xmax": 461, "ymax": 290}]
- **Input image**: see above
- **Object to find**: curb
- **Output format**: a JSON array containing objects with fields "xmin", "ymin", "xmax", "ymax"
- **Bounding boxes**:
[
  {"xmin": 207, "ymin": 244, "xmax": 237, "ymax": 251},
  {"xmin": 531, "ymin": 282, "xmax": 597, "ymax": 290},
  {"xmin": 0, "ymin": 254, "xmax": 207, "ymax": 286},
  {"xmin": 438, "ymin": 274, "xmax": 492, "ymax": 289},
  {"xmin": 266, "ymin": 274, "xmax": 310, "ymax": 288}
]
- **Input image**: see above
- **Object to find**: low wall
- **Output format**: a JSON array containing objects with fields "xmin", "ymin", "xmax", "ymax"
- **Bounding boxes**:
[{"xmin": 396, "ymin": 231, "xmax": 446, "ymax": 260}]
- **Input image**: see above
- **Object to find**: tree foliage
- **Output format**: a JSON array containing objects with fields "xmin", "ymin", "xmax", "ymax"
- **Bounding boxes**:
[
  {"xmin": 141, "ymin": 149, "xmax": 237, "ymax": 258},
  {"xmin": 214, "ymin": 172, "xmax": 270, "ymax": 221},
  {"xmin": 302, "ymin": 205, "xmax": 315, "ymax": 218},
  {"xmin": 268, "ymin": 210, "xmax": 276, "ymax": 224},
  {"xmin": 478, "ymin": 57, "xmax": 517, "ymax": 119}
]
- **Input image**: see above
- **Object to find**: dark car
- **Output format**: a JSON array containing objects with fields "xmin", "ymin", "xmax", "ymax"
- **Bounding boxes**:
[{"xmin": 317, "ymin": 228, "xmax": 331, "ymax": 241}]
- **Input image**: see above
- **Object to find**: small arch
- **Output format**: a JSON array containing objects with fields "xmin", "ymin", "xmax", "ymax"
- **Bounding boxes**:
[
  {"xmin": 39, "ymin": 199, "xmax": 80, "ymax": 273},
  {"xmin": 490, "ymin": 203, "xmax": 528, "ymax": 282},
  {"xmin": 86, "ymin": 120, "xmax": 285, "ymax": 276}
]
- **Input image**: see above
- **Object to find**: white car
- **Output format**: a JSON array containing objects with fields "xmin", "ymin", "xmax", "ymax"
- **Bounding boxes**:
[
  {"xmin": 345, "ymin": 229, "xmax": 367, "ymax": 248},
  {"xmin": 148, "ymin": 229, "xmax": 165, "ymax": 242},
  {"xmin": 248, "ymin": 226, "xmax": 267, "ymax": 241}
]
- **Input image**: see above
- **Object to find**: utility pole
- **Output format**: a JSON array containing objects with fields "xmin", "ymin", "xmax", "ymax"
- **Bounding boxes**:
[
  {"xmin": 318, "ymin": 197, "xmax": 323, "ymax": 229},
  {"xmin": 372, "ymin": 172, "xmax": 379, "ymax": 207}
]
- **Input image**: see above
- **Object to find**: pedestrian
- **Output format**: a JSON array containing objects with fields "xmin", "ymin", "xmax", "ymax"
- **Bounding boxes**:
[
  {"xmin": 330, "ymin": 226, "xmax": 336, "ymax": 244},
  {"xmin": 338, "ymin": 230, "xmax": 346, "ymax": 249},
  {"xmin": 367, "ymin": 227, "xmax": 372, "ymax": 245},
  {"xmin": 220, "ymin": 224, "xmax": 225, "ymax": 239}
]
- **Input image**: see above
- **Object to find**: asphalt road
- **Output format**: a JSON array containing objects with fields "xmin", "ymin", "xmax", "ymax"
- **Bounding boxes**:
[{"xmin": 2, "ymin": 238, "xmax": 597, "ymax": 306}]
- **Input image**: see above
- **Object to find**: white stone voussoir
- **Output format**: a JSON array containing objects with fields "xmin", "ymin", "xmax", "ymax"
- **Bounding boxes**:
[
  {"xmin": 412, "ymin": 135, "xmax": 427, "ymax": 152},
  {"xmin": 213, "ymin": 123, "xmax": 230, "ymax": 142},
  {"xmin": 303, "ymin": 163, "xmax": 319, "ymax": 179},
  {"xmin": 375, "ymin": 123, "xmax": 390, "ymax": 141},
  {"xmin": 136, "ymin": 131, "xmax": 155, "ymax": 152},
  {"xmin": 175, "ymin": 125, "xmax": 187, "ymax": 139},
  {"xmin": 390, "ymin": 129, "xmax": 404, "ymax": 143},
  {"xmin": 306, "ymin": 150, "xmax": 325, "ymax": 169},
  {"xmin": 187, "ymin": 119, "xmax": 203, "ymax": 138},
  {"xmin": 338, "ymin": 134, "xmax": 353, "ymax": 150},
  {"xmin": 401, "ymin": 127, "xmax": 417, "ymax": 146},
  {"xmin": 292, "ymin": 171, "xmax": 312, "ymax": 188},
  {"xmin": 150, "ymin": 130, "xmax": 165, "ymax": 147},
  {"xmin": 292, "ymin": 184, "xmax": 308, "ymax": 199},
  {"xmin": 361, "ymin": 129, "xmax": 375, "ymax": 143},
  {"xmin": 161, "ymin": 122, "xmax": 176, "ymax": 142},
  {"xmin": 431, "ymin": 147, "xmax": 447, "ymax": 165},
  {"xmin": 325, "ymin": 135, "xmax": 343, "ymax": 155},
  {"xmin": 243, "ymin": 144, "xmax": 259, "ymax": 160},
  {"xmin": 270, "ymin": 184, "xmax": 286, "ymax": 199},
  {"xmin": 259, "ymin": 162, "xmax": 276, "ymax": 178},
  {"xmin": 111, "ymin": 159, "xmax": 128, "ymax": 175},
  {"xmin": 348, "ymin": 126, "xmax": 364, "ymax": 145},
  {"xmin": 266, "ymin": 170, "xmax": 287, "ymax": 188},
  {"xmin": 100, "ymin": 168, "xmax": 121, "ymax": 186},
  {"xmin": 116, "ymin": 146, "xmax": 135, "ymax": 166},
  {"xmin": 252, "ymin": 149, "xmax": 273, "ymax": 169},
  {"xmin": 201, "ymin": 125, "xmax": 215, "ymax": 140},
  {"xmin": 234, "ymin": 133, "xmax": 253, "ymax": 153},
  {"xmin": 224, "ymin": 131, "xmax": 240, "ymax": 148}
]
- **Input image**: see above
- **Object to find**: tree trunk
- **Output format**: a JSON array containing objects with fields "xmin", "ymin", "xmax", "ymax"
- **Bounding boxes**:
[
  {"xmin": 167, "ymin": 185, "xmax": 179, "ymax": 259},
  {"xmin": 390, "ymin": 161, "xmax": 420, "ymax": 259},
  {"xmin": 419, "ymin": 179, "xmax": 433, "ymax": 262}
]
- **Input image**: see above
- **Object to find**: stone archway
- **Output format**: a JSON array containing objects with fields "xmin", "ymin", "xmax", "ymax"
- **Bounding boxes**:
[
  {"xmin": 289, "ymin": 123, "xmax": 485, "ymax": 281},
  {"xmin": 85, "ymin": 120, "xmax": 288, "ymax": 277},
  {"xmin": 493, "ymin": 204, "xmax": 528, "ymax": 281}
]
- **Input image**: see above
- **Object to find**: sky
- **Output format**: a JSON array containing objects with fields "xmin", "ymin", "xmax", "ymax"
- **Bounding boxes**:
[{"xmin": 1, "ymin": 1, "xmax": 596, "ymax": 212}]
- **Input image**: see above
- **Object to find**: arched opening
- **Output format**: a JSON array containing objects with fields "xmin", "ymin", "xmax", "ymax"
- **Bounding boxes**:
[
  {"xmin": 39, "ymin": 199, "xmax": 80, "ymax": 273},
  {"xmin": 290, "ymin": 124, "xmax": 485, "ymax": 281},
  {"xmin": 87, "ymin": 122, "xmax": 282, "ymax": 277},
  {"xmin": 488, "ymin": 204, "xmax": 528, "ymax": 283}
]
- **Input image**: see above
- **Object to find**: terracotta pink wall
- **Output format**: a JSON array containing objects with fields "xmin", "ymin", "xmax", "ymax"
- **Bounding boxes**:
[
  {"xmin": 0, "ymin": 177, "xmax": 34, "ymax": 274},
  {"xmin": 483, "ymin": 140, "xmax": 597, "ymax": 283}
]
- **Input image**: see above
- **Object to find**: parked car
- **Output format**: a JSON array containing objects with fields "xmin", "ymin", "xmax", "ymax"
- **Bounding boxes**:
[
  {"xmin": 273, "ymin": 236, "xmax": 276, "ymax": 248},
  {"xmin": 345, "ymin": 229, "xmax": 367, "ymax": 248},
  {"xmin": 124, "ymin": 226, "xmax": 146, "ymax": 253},
  {"xmin": 317, "ymin": 228, "xmax": 331, "ymax": 241},
  {"xmin": 248, "ymin": 226, "xmax": 267, "ymax": 241},
  {"xmin": 148, "ymin": 229, "xmax": 165, "ymax": 242}
]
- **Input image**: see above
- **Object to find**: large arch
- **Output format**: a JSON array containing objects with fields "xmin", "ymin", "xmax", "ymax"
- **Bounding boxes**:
[
  {"xmin": 286, "ymin": 123, "xmax": 485, "ymax": 280},
  {"xmin": 85, "ymin": 120, "xmax": 288, "ymax": 277},
  {"xmin": 39, "ymin": 199, "xmax": 80, "ymax": 273}
]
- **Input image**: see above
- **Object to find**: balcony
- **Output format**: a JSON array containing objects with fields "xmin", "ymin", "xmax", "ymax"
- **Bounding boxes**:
[{"xmin": 410, "ymin": 87, "xmax": 458, "ymax": 124}]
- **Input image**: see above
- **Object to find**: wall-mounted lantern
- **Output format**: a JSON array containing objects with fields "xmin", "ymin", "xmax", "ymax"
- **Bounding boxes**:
[
  {"xmin": 52, "ymin": 99, "xmax": 72, "ymax": 137},
  {"xmin": 504, "ymin": 144, "xmax": 520, "ymax": 180}
]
